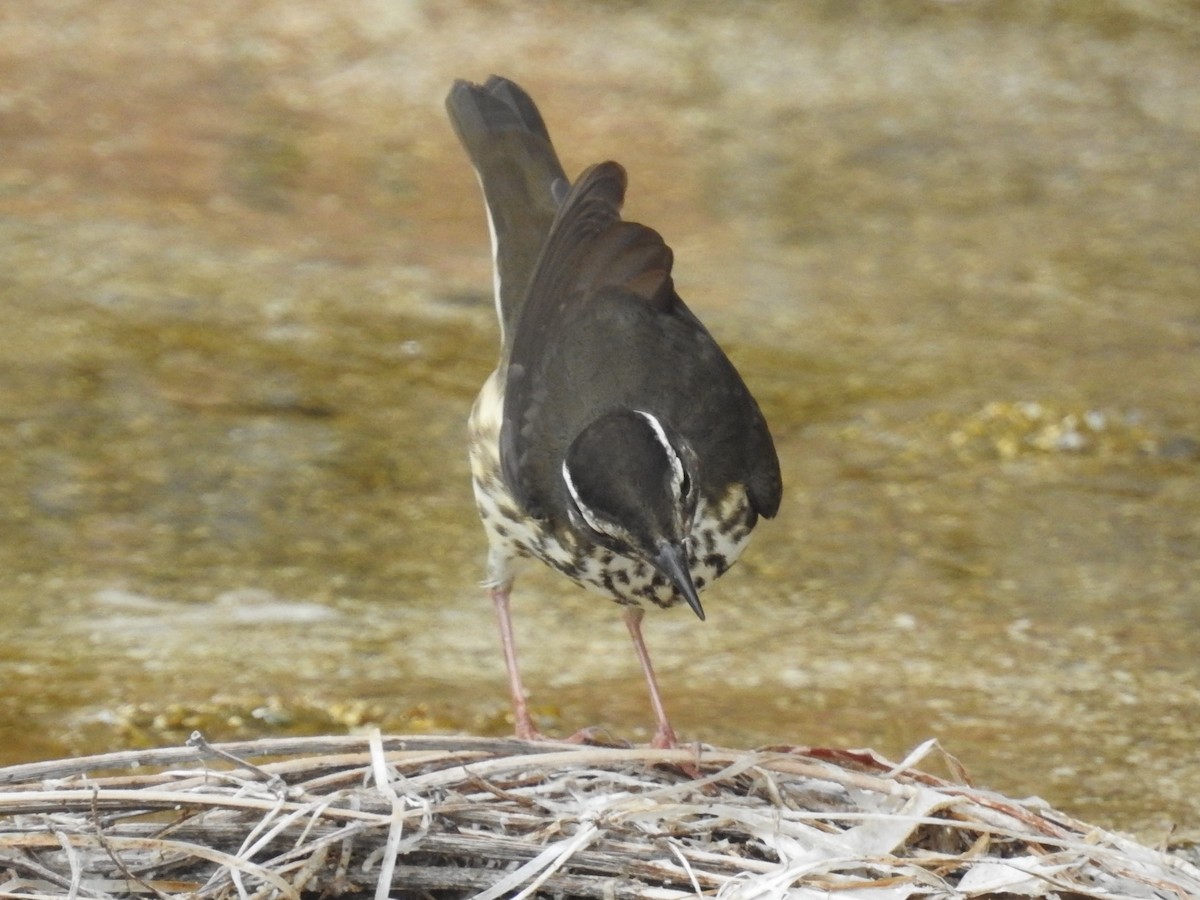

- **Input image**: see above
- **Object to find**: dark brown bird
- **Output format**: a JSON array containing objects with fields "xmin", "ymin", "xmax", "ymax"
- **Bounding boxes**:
[{"xmin": 446, "ymin": 76, "xmax": 781, "ymax": 747}]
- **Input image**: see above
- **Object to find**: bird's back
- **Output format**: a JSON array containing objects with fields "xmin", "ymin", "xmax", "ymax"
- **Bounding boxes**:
[{"xmin": 500, "ymin": 161, "xmax": 782, "ymax": 532}]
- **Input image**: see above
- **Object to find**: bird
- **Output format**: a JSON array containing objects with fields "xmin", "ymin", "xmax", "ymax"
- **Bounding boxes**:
[{"xmin": 446, "ymin": 76, "xmax": 782, "ymax": 748}]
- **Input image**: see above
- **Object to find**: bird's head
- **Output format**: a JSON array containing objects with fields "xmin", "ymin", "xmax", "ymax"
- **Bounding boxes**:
[{"xmin": 559, "ymin": 408, "xmax": 704, "ymax": 619}]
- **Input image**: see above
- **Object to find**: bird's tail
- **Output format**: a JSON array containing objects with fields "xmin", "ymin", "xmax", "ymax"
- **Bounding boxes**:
[{"xmin": 446, "ymin": 76, "xmax": 569, "ymax": 340}]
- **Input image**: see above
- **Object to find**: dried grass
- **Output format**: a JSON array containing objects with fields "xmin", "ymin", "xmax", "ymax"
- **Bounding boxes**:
[{"xmin": 0, "ymin": 733, "xmax": 1195, "ymax": 899}]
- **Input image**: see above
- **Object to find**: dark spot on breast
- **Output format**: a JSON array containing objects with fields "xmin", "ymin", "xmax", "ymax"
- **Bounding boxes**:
[{"xmin": 704, "ymin": 553, "xmax": 728, "ymax": 575}]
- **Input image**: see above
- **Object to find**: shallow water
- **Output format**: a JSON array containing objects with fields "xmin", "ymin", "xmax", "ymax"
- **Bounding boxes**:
[{"xmin": 1, "ymin": 1, "xmax": 1198, "ymax": 843}]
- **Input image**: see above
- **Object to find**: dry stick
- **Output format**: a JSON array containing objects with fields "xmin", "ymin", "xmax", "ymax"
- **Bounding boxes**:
[
  {"xmin": 471, "ymin": 822, "xmax": 602, "ymax": 900},
  {"xmin": 368, "ymin": 730, "xmax": 403, "ymax": 900},
  {"xmin": 665, "ymin": 839, "xmax": 705, "ymax": 899},
  {"xmin": 202, "ymin": 789, "xmax": 299, "ymax": 899},
  {"xmin": 89, "ymin": 786, "xmax": 170, "ymax": 900},
  {"xmin": 51, "ymin": 829, "xmax": 87, "ymax": 900},
  {"xmin": 185, "ymin": 733, "xmax": 286, "ymax": 796},
  {"xmin": 284, "ymin": 842, "xmax": 329, "ymax": 897},
  {"xmin": 0, "ymin": 788, "xmax": 391, "ymax": 825},
  {"xmin": 2, "ymin": 737, "xmax": 1198, "ymax": 899},
  {"xmin": 9, "ymin": 834, "xmax": 300, "ymax": 900},
  {"xmin": 330, "ymin": 790, "xmax": 360, "ymax": 891},
  {"xmin": 0, "ymin": 853, "xmax": 96, "ymax": 897}
]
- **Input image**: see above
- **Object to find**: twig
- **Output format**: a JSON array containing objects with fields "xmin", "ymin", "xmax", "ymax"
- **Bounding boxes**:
[
  {"xmin": 0, "ymin": 736, "xmax": 1195, "ymax": 899},
  {"xmin": 89, "ymin": 786, "xmax": 169, "ymax": 900},
  {"xmin": 368, "ymin": 729, "xmax": 402, "ymax": 900},
  {"xmin": 185, "ymin": 733, "xmax": 287, "ymax": 796}
]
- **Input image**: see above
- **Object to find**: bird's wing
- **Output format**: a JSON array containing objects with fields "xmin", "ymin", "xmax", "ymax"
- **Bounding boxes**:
[{"xmin": 501, "ymin": 162, "xmax": 781, "ymax": 522}]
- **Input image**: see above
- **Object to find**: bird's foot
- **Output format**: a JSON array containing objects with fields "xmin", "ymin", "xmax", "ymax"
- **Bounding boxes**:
[
  {"xmin": 649, "ymin": 724, "xmax": 679, "ymax": 749},
  {"xmin": 511, "ymin": 712, "xmax": 553, "ymax": 744},
  {"xmin": 649, "ymin": 731, "xmax": 705, "ymax": 780}
]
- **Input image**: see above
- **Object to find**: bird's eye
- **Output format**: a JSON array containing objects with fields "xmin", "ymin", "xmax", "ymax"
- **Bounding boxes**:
[{"xmin": 679, "ymin": 468, "xmax": 691, "ymax": 498}]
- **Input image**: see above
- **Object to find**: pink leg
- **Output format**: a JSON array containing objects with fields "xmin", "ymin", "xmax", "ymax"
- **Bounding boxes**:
[
  {"xmin": 489, "ymin": 581, "xmax": 545, "ymax": 742},
  {"xmin": 623, "ymin": 606, "xmax": 678, "ymax": 749}
]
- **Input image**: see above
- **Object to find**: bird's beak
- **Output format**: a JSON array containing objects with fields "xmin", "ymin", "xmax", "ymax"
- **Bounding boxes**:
[{"xmin": 655, "ymin": 542, "xmax": 705, "ymax": 621}]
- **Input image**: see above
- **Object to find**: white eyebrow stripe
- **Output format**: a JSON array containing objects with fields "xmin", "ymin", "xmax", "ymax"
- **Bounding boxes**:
[
  {"xmin": 561, "ymin": 459, "xmax": 584, "ymax": 512},
  {"xmin": 633, "ymin": 410, "xmax": 672, "ymax": 455},
  {"xmin": 634, "ymin": 409, "xmax": 685, "ymax": 498},
  {"xmin": 561, "ymin": 459, "xmax": 640, "ymax": 548},
  {"xmin": 562, "ymin": 460, "xmax": 606, "ymax": 535}
]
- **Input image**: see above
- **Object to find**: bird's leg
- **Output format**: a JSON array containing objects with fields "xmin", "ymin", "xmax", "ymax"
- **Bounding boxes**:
[
  {"xmin": 489, "ymin": 580, "xmax": 545, "ymax": 742},
  {"xmin": 622, "ymin": 605, "xmax": 678, "ymax": 749}
]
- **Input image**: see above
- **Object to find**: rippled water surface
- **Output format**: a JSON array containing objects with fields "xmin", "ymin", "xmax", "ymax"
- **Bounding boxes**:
[{"xmin": 1, "ymin": 1, "xmax": 1198, "ymax": 843}]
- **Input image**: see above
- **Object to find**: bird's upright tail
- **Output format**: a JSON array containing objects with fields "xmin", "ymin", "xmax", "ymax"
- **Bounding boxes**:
[{"xmin": 446, "ymin": 76, "xmax": 569, "ymax": 342}]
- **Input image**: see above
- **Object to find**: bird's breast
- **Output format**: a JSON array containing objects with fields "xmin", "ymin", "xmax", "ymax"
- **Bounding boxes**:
[{"xmin": 552, "ymin": 485, "xmax": 757, "ymax": 608}]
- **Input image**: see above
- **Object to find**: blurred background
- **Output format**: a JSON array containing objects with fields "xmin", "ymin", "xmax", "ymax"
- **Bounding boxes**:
[{"xmin": 1, "ymin": 0, "xmax": 1197, "ymax": 844}]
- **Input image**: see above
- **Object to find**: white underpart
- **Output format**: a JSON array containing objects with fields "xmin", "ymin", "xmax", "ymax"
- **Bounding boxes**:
[
  {"xmin": 634, "ymin": 410, "xmax": 685, "ymax": 502},
  {"xmin": 473, "ymin": 170, "xmax": 505, "ymax": 344}
]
